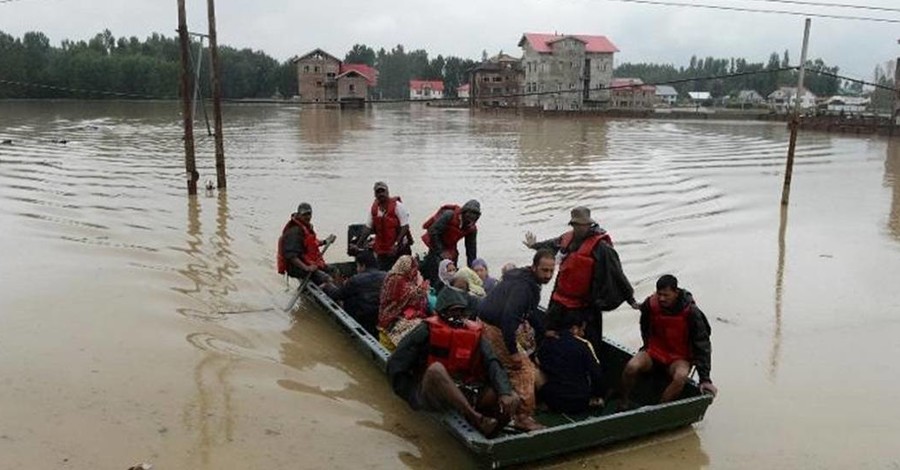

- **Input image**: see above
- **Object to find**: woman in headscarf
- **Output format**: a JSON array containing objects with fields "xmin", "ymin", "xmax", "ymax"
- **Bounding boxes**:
[
  {"xmin": 378, "ymin": 255, "xmax": 431, "ymax": 350},
  {"xmin": 471, "ymin": 258, "xmax": 499, "ymax": 294},
  {"xmin": 437, "ymin": 259, "xmax": 457, "ymax": 289},
  {"xmin": 455, "ymin": 265, "xmax": 486, "ymax": 298}
]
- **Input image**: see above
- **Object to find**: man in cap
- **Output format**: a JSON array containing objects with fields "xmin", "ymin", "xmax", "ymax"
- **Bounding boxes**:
[
  {"xmin": 523, "ymin": 206, "xmax": 637, "ymax": 355},
  {"xmin": 420, "ymin": 199, "xmax": 481, "ymax": 285},
  {"xmin": 278, "ymin": 202, "xmax": 336, "ymax": 287},
  {"xmin": 354, "ymin": 181, "xmax": 412, "ymax": 271}
]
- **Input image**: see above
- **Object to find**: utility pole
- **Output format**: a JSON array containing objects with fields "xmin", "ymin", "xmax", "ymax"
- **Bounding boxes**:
[
  {"xmin": 894, "ymin": 39, "xmax": 899, "ymax": 127},
  {"xmin": 207, "ymin": 0, "xmax": 226, "ymax": 189},
  {"xmin": 177, "ymin": 0, "xmax": 198, "ymax": 195},
  {"xmin": 780, "ymin": 18, "xmax": 811, "ymax": 207}
]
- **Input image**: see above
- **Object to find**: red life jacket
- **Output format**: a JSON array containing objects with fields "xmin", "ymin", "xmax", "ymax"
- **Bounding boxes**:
[
  {"xmin": 550, "ymin": 232, "xmax": 607, "ymax": 308},
  {"xmin": 371, "ymin": 196, "xmax": 402, "ymax": 255},
  {"xmin": 646, "ymin": 294, "xmax": 693, "ymax": 365},
  {"xmin": 276, "ymin": 218, "xmax": 325, "ymax": 274},
  {"xmin": 421, "ymin": 205, "xmax": 476, "ymax": 259},
  {"xmin": 425, "ymin": 316, "xmax": 484, "ymax": 383}
]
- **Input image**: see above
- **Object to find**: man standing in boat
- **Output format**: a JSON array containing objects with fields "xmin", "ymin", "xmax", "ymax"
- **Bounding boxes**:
[
  {"xmin": 278, "ymin": 202, "xmax": 336, "ymax": 288},
  {"xmin": 387, "ymin": 287, "xmax": 519, "ymax": 438},
  {"xmin": 524, "ymin": 206, "xmax": 638, "ymax": 355},
  {"xmin": 355, "ymin": 181, "xmax": 412, "ymax": 271},
  {"xmin": 421, "ymin": 199, "xmax": 481, "ymax": 285},
  {"xmin": 619, "ymin": 274, "xmax": 717, "ymax": 405}
]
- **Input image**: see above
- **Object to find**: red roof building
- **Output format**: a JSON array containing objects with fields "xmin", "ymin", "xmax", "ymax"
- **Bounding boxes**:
[
  {"xmin": 339, "ymin": 63, "xmax": 378, "ymax": 87},
  {"xmin": 409, "ymin": 80, "xmax": 445, "ymax": 100},
  {"xmin": 518, "ymin": 33, "xmax": 619, "ymax": 54}
]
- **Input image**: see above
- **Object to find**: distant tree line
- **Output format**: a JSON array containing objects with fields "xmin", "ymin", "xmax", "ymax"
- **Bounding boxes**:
[
  {"xmin": 344, "ymin": 43, "xmax": 477, "ymax": 100},
  {"xmin": 614, "ymin": 51, "xmax": 843, "ymax": 98},
  {"xmin": 0, "ymin": 29, "xmax": 296, "ymax": 99}
]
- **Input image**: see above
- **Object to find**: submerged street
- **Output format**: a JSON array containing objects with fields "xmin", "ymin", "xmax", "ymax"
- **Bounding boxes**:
[{"xmin": 1, "ymin": 101, "xmax": 899, "ymax": 468}]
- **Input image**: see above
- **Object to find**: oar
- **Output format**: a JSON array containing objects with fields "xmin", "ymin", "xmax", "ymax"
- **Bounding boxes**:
[{"xmin": 283, "ymin": 235, "xmax": 336, "ymax": 312}]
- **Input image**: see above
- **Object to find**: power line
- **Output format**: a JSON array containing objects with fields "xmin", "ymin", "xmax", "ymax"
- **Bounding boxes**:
[
  {"xmin": 741, "ymin": 0, "xmax": 900, "ymax": 14},
  {"xmin": 806, "ymin": 69, "xmax": 896, "ymax": 91},
  {"xmin": 601, "ymin": 0, "xmax": 900, "ymax": 23}
]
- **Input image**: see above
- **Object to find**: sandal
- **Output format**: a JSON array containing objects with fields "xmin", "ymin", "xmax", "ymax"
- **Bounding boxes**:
[{"xmin": 513, "ymin": 415, "xmax": 546, "ymax": 432}]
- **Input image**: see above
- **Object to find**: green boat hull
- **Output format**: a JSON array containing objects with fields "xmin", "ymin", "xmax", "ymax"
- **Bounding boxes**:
[{"xmin": 301, "ymin": 262, "xmax": 712, "ymax": 468}]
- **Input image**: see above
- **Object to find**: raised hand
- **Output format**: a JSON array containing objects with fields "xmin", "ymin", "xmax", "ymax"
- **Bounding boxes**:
[{"xmin": 523, "ymin": 231, "xmax": 536, "ymax": 249}]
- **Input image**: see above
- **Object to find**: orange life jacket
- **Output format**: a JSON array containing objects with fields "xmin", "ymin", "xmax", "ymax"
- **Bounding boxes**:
[
  {"xmin": 646, "ymin": 294, "xmax": 693, "ymax": 364},
  {"xmin": 550, "ymin": 231, "xmax": 608, "ymax": 309},
  {"xmin": 421, "ymin": 205, "xmax": 476, "ymax": 260},
  {"xmin": 277, "ymin": 218, "xmax": 325, "ymax": 274},
  {"xmin": 371, "ymin": 196, "xmax": 402, "ymax": 255},
  {"xmin": 425, "ymin": 316, "xmax": 484, "ymax": 383}
]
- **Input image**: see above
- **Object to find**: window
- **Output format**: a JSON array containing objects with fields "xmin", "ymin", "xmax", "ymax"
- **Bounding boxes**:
[
  {"xmin": 304, "ymin": 65, "xmax": 309, "ymax": 72},
  {"xmin": 493, "ymin": 77, "xmax": 501, "ymax": 82},
  {"xmin": 483, "ymin": 77, "xmax": 490, "ymax": 82},
  {"xmin": 316, "ymin": 81, "xmax": 322, "ymax": 86},
  {"xmin": 314, "ymin": 66, "xmax": 319, "ymax": 72},
  {"xmin": 349, "ymin": 83, "xmax": 356, "ymax": 92}
]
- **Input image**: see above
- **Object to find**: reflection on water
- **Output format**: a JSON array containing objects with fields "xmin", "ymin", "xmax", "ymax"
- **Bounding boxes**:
[
  {"xmin": 886, "ymin": 138, "xmax": 900, "ymax": 241},
  {"xmin": 770, "ymin": 205, "xmax": 788, "ymax": 381},
  {"xmin": 3, "ymin": 102, "xmax": 900, "ymax": 468}
]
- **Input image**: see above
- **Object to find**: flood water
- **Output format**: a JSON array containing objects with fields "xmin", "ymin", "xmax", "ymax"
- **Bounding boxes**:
[{"xmin": 1, "ymin": 101, "xmax": 899, "ymax": 469}]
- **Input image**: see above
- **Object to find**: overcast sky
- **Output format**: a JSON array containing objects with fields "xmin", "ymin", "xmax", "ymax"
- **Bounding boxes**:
[{"xmin": 2, "ymin": 0, "xmax": 898, "ymax": 81}]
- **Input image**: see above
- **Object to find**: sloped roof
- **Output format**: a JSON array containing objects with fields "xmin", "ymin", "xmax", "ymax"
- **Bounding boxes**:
[
  {"xmin": 518, "ymin": 33, "xmax": 619, "ymax": 54},
  {"xmin": 688, "ymin": 92, "xmax": 712, "ymax": 100},
  {"xmin": 409, "ymin": 80, "xmax": 444, "ymax": 92},
  {"xmin": 457, "ymin": 83, "xmax": 470, "ymax": 92},
  {"xmin": 656, "ymin": 85, "xmax": 678, "ymax": 96},
  {"xmin": 292, "ymin": 48, "xmax": 341, "ymax": 63},
  {"xmin": 611, "ymin": 78, "xmax": 655, "ymax": 92},
  {"xmin": 340, "ymin": 63, "xmax": 377, "ymax": 86}
]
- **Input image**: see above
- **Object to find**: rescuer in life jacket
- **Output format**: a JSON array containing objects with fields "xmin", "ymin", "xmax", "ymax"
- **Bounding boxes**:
[
  {"xmin": 353, "ymin": 181, "xmax": 412, "ymax": 271},
  {"xmin": 420, "ymin": 199, "xmax": 481, "ymax": 286},
  {"xmin": 386, "ymin": 286, "xmax": 520, "ymax": 438},
  {"xmin": 619, "ymin": 274, "xmax": 717, "ymax": 407},
  {"xmin": 523, "ymin": 206, "xmax": 638, "ymax": 357},
  {"xmin": 278, "ymin": 202, "xmax": 337, "ymax": 290}
]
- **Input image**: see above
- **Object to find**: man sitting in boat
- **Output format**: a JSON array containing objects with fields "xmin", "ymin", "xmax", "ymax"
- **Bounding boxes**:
[
  {"xmin": 329, "ymin": 250, "xmax": 386, "ymax": 338},
  {"xmin": 420, "ymin": 199, "xmax": 481, "ymax": 286},
  {"xmin": 523, "ymin": 206, "xmax": 638, "ymax": 357},
  {"xmin": 386, "ymin": 287, "xmax": 519, "ymax": 438},
  {"xmin": 278, "ymin": 202, "xmax": 336, "ymax": 289},
  {"xmin": 619, "ymin": 275, "xmax": 718, "ymax": 407},
  {"xmin": 476, "ymin": 249, "xmax": 556, "ymax": 431},
  {"xmin": 353, "ymin": 181, "xmax": 412, "ymax": 271},
  {"xmin": 536, "ymin": 313, "xmax": 606, "ymax": 414}
]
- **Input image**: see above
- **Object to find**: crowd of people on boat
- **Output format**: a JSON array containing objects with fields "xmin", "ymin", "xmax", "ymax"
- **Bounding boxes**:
[{"xmin": 278, "ymin": 181, "xmax": 718, "ymax": 437}]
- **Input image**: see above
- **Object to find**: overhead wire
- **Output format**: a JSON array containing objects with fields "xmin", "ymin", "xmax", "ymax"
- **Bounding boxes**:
[
  {"xmin": 600, "ymin": 0, "xmax": 900, "ymax": 23},
  {"xmin": 738, "ymin": 0, "xmax": 900, "ymax": 14}
]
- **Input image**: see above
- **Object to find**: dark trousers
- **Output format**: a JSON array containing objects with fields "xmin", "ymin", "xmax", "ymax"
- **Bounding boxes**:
[
  {"xmin": 545, "ymin": 300, "xmax": 605, "ymax": 362},
  {"xmin": 375, "ymin": 244, "xmax": 410, "ymax": 272}
]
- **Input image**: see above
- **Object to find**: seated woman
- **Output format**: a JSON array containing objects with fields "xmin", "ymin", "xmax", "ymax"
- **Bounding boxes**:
[
  {"xmin": 378, "ymin": 255, "xmax": 431, "ymax": 350},
  {"xmin": 536, "ymin": 314, "xmax": 605, "ymax": 414},
  {"xmin": 455, "ymin": 265, "xmax": 486, "ymax": 298},
  {"xmin": 471, "ymin": 258, "xmax": 499, "ymax": 294}
]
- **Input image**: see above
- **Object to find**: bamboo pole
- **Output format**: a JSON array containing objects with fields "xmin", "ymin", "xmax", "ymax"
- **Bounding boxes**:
[
  {"xmin": 177, "ymin": 0, "xmax": 198, "ymax": 195},
  {"xmin": 207, "ymin": 0, "xmax": 226, "ymax": 189},
  {"xmin": 780, "ymin": 19, "xmax": 811, "ymax": 207}
]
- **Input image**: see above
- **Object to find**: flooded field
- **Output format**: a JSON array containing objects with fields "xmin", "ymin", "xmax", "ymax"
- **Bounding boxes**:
[{"xmin": 1, "ymin": 101, "xmax": 899, "ymax": 469}]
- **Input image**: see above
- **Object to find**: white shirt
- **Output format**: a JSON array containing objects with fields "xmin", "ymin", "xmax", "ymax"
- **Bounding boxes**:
[{"xmin": 366, "ymin": 199, "xmax": 410, "ymax": 228}]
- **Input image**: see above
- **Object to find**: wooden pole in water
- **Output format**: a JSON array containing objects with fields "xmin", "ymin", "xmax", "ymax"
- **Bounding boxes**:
[
  {"xmin": 207, "ymin": 0, "xmax": 226, "ymax": 189},
  {"xmin": 780, "ymin": 18, "xmax": 811, "ymax": 207},
  {"xmin": 893, "ymin": 42, "xmax": 899, "ymax": 128},
  {"xmin": 177, "ymin": 0, "xmax": 198, "ymax": 195}
]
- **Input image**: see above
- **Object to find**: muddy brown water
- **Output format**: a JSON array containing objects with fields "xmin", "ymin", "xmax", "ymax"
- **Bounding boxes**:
[{"xmin": 1, "ymin": 101, "xmax": 899, "ymax": 469}]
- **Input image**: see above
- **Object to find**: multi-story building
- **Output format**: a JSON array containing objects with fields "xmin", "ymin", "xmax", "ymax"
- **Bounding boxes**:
[
  {"xmin": 292, "ymin": 48, "xmax": 376, "ymax": 104},
  {"xmin": 469, "ymin": 53, "xmax": 524, "ymax": 108},
  {"xmin": 518, "ymin": 32, "xmax": 618, "ymax": 110},
  {"xmin": 610, "ymin": 78, "xmax": 657, "ymax": 108}
]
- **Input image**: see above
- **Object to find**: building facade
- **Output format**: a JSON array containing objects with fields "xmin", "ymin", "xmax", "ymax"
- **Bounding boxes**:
[
  {"xmin": 292, "ymin": 48, "xmax": 376, "ymax": 104},
  {"xmin": 610, "ymin": 78, "xmax": 657, "ymax": 108},
  {"xmin": 518, "ymin": 33, "xmax": 618, "ymax": 110},
  {"xmin": 768, "ymin": 87, "xmax": 817, "ymax": 112},
  {"xmin": 655, "ymin": 85, "xmax": 678, "ymax": 106},
  {"xmin": 409, "ymin": 80, "xmax": 444, "ymax": 100},
  {"xmin": 470, "ymin": 53, "xmax": 524, "ymax": 108}
]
